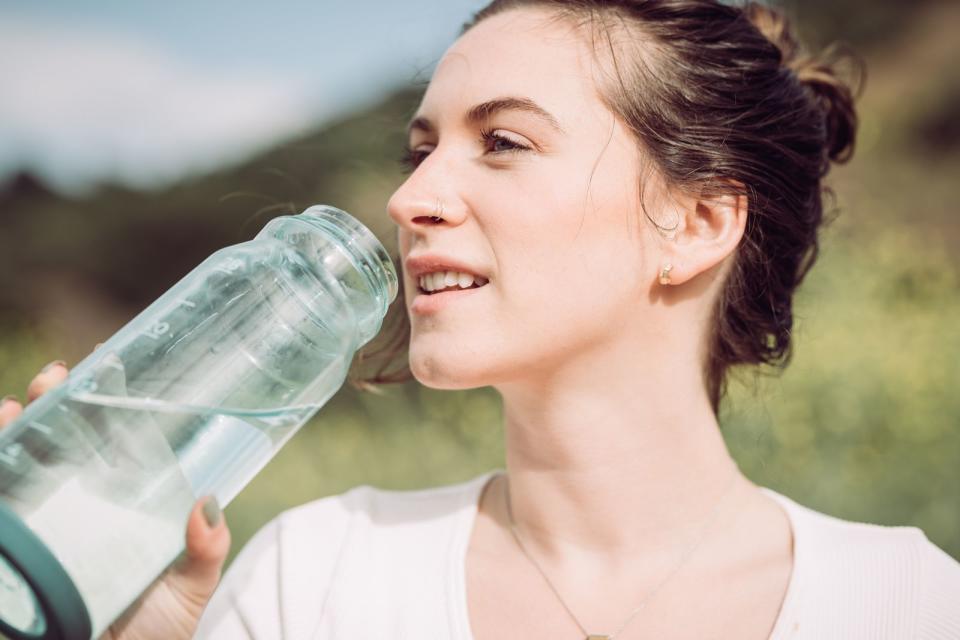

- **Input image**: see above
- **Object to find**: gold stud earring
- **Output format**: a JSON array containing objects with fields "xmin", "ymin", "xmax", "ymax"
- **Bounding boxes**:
[{"xmin": 659, "ymin": 264, "xmax": 673, "ymax": 285}]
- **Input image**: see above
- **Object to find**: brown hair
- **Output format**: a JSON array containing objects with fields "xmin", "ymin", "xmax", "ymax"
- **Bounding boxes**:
[{"xmin": 350, "ymin": 0, "xmax": 865, "ymax": 416}]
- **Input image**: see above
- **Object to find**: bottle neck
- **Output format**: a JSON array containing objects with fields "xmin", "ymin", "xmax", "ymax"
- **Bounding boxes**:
[{"xmin": 260, "ymin": 205, "xmax": 398, "ymax": 346}]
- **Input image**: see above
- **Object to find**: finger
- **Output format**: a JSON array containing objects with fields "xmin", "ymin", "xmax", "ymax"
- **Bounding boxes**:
[
  {"xmin": 167, "ymin": 497, "xmax": 231, "ymax": 610},
  {"xmin": 0, "ymin": 396, "xmax": 23, "ymax": 429},
  {"xmin": 26, "ymin": 361, "xmax": 69, "ymax": 404}
]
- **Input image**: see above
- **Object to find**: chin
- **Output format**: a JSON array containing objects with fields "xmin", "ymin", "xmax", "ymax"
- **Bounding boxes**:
[{"xmin": 408, "ymin": 346, "xmax": 491, "ymax": 390}]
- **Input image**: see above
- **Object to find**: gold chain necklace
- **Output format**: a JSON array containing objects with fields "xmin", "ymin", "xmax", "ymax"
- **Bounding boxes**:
[{"xmin": 502, "ymin": 469, "xmax": 739, "ymax": 640}]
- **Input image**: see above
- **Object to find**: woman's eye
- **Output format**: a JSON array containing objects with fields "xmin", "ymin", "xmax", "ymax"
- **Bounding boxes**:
[
  {"xmin": 481, "ymin": 129, "xmax": 530, "ymax": 155},
  {"xmin": 399, "ymin": 130, "xmax": 530, "ymax": 174}
]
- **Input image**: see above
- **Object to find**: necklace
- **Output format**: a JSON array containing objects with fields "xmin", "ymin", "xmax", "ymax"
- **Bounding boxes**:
[{"xmin": 502, "ymin": 469, "xmax": 740, "ymax": 640}]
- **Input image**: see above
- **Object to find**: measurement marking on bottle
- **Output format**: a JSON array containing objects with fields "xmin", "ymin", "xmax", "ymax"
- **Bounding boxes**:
[
  {"xmin": 178, "ymin": 299, "xmax": 197, "ymax": 308},
  {"xmin": 28, "ymin": 421, "xmax": 52, "ymax": 434},
  {"xmin": 143, "ymin": 321, "xmax": 171, "ymax": 340}
]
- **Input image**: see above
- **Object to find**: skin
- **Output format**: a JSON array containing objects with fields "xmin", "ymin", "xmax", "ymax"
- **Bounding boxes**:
[{"xmin": 389, "ymin": 7, "xmax": 793, "ymax": 638}]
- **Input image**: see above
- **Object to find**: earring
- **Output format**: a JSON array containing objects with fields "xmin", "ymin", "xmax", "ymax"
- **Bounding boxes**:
[{"xmin": 659, "ymin": 264, "xmax": 673, "ymax": 285}]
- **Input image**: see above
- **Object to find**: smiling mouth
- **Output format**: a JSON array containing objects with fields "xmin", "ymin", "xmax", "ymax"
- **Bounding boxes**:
[{"xmin": 418, "ymin": 281, "xmax": 488, "ymax": 295}]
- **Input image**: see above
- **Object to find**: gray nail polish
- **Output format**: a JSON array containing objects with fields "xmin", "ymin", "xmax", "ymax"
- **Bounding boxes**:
[{"xmin": 202, "ymin": 496, "xmax": 222, "ymax": 528}]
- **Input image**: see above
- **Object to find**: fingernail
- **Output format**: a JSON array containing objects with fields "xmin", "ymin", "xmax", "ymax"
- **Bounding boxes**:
[
  {"xmin": 202, "ymin": 496, "xmax": 221, "ymax": 529},
  {"xmin": 1, "ymin": 395, "xmax": 19, "ymax": 407},
  {"xmin": 41, "ymin": 360, "xmax": 67, "ymax": 374}
]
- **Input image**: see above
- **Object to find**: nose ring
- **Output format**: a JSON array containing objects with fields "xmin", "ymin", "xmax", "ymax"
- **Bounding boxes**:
[{"xmin": 430, "ymin": 199, "xmax": 445, "ymax": 223}]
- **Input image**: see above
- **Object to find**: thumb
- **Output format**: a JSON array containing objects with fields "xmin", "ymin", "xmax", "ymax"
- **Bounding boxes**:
[{"xmin": 166, "ymin": 496, "xmax": 231, "ymax": 610}]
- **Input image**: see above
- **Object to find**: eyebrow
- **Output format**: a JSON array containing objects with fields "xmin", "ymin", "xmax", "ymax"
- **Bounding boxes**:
[{"xmin": 407, "ymin": 96, "xmax": 564, "ymax": 137}]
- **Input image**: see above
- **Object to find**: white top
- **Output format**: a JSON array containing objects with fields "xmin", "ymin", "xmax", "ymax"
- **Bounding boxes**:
[{"xmin": 194, "ymin": 469, "xmax": 960, "ymax": 639}]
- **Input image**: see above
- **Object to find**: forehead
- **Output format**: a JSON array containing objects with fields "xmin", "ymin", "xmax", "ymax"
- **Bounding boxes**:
[{"xmin": 418, "ymin": 8, "xmax": 604, "ymax": 125}]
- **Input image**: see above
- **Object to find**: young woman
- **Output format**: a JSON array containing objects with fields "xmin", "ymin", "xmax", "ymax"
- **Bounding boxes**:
[{"xmin": 4, "ymin": 1, "xmax": 958, "ymax": 638}]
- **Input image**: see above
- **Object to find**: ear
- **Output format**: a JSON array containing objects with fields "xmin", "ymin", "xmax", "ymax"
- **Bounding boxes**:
[{"xmin": 655, "ymin": 182, "xmax": 748, "ymax": 286}]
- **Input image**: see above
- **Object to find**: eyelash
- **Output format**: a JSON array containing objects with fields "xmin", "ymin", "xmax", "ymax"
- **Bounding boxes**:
[{"xmin": 399, "ymin": 128, "xmax": 530, "ymax": 173}]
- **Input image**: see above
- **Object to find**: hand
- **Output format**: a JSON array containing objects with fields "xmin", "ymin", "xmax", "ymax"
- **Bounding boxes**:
[{"xmin": 0, "ymin": 359, "xmax": 231, "ymax": 640}]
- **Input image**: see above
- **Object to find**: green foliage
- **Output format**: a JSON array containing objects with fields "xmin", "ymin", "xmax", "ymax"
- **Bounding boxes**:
[{"xmin": 723, "ymin": 220, "xmax": 960, "ymax": 557}]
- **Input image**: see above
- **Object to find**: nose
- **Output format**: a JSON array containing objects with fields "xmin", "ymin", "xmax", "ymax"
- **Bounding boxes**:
[{"xmin": 387, "ymin": 156, "xmax": 467, "ymax": 233}]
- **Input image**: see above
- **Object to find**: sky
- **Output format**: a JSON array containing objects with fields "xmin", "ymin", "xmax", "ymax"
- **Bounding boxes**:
[{"xmin": 0, "ymin": 0, "xmax": 488, "ymax": 193}]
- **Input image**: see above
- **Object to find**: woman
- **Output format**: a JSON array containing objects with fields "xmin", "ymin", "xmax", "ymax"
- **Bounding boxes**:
[{"xmin": 4, "ymin": 1, "xmax": 959, "ymax": 638}]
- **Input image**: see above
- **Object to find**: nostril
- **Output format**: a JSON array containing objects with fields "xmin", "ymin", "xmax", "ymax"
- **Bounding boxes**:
[{"xmin": 412, "ymin": 215, "xmax": 444, "ymax": 225}]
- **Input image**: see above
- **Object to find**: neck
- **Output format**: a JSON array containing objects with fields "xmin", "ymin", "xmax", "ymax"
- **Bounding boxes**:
[{"xmin": 492, "ymin": 336, "xmax": 747, "ymax": 566}]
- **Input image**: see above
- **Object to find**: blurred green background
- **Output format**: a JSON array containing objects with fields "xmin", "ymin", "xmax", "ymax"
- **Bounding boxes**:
[{"xmin": 0, "ymin": 0, "xmax": 957, "ymax": 568}]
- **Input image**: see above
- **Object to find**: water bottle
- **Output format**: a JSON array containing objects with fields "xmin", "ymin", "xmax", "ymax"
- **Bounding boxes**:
[{"xmin": 0, "ymin": 205, "xmax": 398, "ymax": 640}]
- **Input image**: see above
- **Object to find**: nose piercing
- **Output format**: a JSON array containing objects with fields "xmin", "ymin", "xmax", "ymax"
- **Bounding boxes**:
[
  {"xmin": 430, "ymin": 199, "xmax": 445, "ymax": 223},
  {"xmin": 659, "ymin": 264, "xmax": 673, "ymax": 285}
]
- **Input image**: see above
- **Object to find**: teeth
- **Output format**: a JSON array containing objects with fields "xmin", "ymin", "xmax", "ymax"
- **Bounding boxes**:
[{"xmin": 418, "ymin": 270, "xmax": 487, "ymax": 292}]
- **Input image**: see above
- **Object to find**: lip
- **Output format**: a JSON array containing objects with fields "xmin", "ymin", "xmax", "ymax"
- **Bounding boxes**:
[
  {"xmin": 404, "ymin": 254, "xmax": 488, "ymax": 281},
  {"xmin": 411, "ymin": 285, "xmax": 487, "ymax": 316}
]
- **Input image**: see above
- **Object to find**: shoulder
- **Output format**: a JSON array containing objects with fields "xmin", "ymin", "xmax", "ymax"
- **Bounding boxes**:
[
  {"xmin": 195, "ymin": 471, "xmax": 495, "ymax": 639},
  {"xmin": 273, "ymin": 471, "xmax": 488, "ymax": 548},
  {"xmin": 762, "ymin": 488, "xmax": 960, "ymax": 639}
]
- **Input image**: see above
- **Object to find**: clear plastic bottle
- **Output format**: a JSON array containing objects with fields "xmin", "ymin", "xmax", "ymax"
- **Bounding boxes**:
[{"xmin": 0, "ymin": 205, "xmax": 398, "ymax": 640}]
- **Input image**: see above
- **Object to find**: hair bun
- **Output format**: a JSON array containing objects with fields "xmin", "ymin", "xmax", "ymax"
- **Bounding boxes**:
[{"xmin": 743, "ymin": 1, "xmax": 865, "ymax": 164}]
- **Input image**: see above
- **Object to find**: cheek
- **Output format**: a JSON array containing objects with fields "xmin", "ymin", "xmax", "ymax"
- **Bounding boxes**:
[
  {"xmin": 508, "ymin": 237, "xmax": 645, "ymax": 334},
  {"xmin": 492, "ymin": 156, "xmax": 646, "ymax": 305},
  {"xmin": 490, "ymin": 203, "xmax": 648, "ymax": 355}
]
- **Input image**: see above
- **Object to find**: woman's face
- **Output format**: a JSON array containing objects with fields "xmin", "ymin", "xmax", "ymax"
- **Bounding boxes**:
[{"xmin": 387, "ymin": 7, "xmax": 663, "ymax": 389}]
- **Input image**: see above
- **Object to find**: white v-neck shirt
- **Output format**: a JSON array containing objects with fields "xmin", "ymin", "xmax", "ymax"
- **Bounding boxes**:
[{"xmin": 194, "ymin": 469, "xmax": 960, "ymax": 639}]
